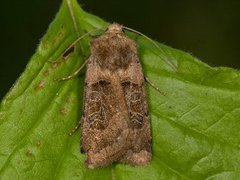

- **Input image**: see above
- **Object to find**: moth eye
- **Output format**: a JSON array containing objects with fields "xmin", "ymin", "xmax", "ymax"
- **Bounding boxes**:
[
  {"xmin": 89, "ymin": 91, "xmax": 101, "ymax": 101},
  {"xmin": 131, "ymin": 92, "xmax": 141, "ymax": 102}
]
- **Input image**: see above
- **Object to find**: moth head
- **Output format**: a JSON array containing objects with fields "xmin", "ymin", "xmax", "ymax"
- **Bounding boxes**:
[{"xmin": 107, "ymin": 23, "xmax": 123, "ymax": 34}]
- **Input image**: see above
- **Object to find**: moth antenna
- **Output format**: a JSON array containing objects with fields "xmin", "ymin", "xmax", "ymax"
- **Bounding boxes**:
[
  {"xmin": 122, "ymin": 26, "xmax": 177, "ymax": 70},
  {"xmin": 69, "ymin": 119, "xmax": 82, "ymax": 136}
]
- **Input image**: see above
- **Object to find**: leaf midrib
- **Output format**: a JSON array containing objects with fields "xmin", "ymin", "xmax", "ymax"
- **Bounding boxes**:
[{"xmin": 66, "ymin": 0, "xmax": 80, "ymax": 36}]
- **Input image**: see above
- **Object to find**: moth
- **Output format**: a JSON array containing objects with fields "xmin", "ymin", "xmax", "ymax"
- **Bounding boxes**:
[{"xmin": 58, "ymin": 23, "xmax": 158, "ymax": 169}]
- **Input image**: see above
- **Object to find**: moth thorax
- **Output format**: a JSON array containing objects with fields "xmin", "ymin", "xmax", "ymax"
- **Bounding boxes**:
[
  {"xmin": 98, "ymin": 54, "xmax": 132, "ymax": 71},
  {"xmin": 94, "ymin": 44, "xmax": 133, "ymax": 71}
]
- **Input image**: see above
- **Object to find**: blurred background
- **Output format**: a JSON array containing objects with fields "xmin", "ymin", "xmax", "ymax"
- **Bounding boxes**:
[{"xmin": 0, "ymin": 0, "xmax": 240, "ymax": 99}]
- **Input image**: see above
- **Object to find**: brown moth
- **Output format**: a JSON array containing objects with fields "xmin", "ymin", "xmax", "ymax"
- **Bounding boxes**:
[{"xmin": 80, "ymin": 23, "xmax": 152, "ymax": 169}]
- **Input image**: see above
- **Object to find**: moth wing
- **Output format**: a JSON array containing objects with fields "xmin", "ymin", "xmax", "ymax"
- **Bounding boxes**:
[{"xmin": 120, "ymin": 62, "xmax": 152, "ymax": 165}]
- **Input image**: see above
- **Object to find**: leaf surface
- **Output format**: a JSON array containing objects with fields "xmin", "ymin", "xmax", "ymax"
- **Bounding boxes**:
[{"xmin": 1, "ymin": 0, "xmax": 240, "ymax": 179}]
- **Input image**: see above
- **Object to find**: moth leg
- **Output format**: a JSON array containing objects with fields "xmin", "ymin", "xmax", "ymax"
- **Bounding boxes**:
[
  {"xmin": 144, "ymin": 76, "xmax": 166, "ymax": 96},
  {"xmin": 48, "ymin": 29, "xmax": 97, "ymax": 63},
  {"xmin": 55, "ymin": 59, "xmax": 89, "ymax": 81},
  {"xmin": 47, "ymin": 46, "xmax": 75, "ymax": 63},
  {"xmin": 69, "ymin": 118, "xmax": 82, "ymax": 136}
]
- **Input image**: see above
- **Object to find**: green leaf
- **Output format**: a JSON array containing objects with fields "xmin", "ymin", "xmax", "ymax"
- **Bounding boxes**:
[{"xmin": 1, "ymin": 0, "xmax": 240, "ymax": 179}]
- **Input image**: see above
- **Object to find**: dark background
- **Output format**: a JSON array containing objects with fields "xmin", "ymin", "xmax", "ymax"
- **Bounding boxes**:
[{"xmin": 0, "ymin": 0, "xmax": 240, "ymax": 99}]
